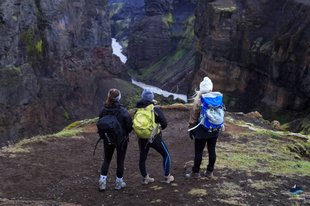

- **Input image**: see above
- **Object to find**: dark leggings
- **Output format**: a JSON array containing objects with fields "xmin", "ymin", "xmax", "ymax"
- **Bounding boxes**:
[
  {"xmin": 101, "ymin": 138, "xmax": 128, "ymax": 178},
  {"xmin": 192, "ymin": 137, "xmax": 217, "ymax": 173},
  {"xmin": 139, "ymin": 135, "xmax": 171, "ymax": 177}
]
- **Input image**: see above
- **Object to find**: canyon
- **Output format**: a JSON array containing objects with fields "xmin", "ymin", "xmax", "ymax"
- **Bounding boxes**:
[{"xmin": 1, "ymin": 0, "xmax": 310, "ymax": 145}]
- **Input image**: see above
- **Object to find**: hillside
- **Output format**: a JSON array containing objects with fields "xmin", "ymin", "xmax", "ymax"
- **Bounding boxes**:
[{"xmin": 0, "ymin": 105, "xmax": 309, "ymax": 205}]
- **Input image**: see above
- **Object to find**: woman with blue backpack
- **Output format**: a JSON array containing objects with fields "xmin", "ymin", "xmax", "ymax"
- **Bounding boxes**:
[{"xmin": 186, "ymin": 76, "xmax": 225, "ymax": 178}]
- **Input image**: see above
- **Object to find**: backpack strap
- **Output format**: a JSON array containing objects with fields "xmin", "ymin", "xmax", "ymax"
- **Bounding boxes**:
[
  {"xmin": 188, "ymin": 118, "xmax": 203, "ymax": 131},
  {"xmin": 93, "ymin": 134, "xmax": 105, "ymax": 156}
]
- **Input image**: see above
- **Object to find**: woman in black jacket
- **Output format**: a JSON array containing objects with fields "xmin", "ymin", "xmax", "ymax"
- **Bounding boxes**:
[
  {"xmin": 135, "ymin": 89, "xmax": 174, "ymax": 184},
  {"xmin": 186, "ymin": 77, "xmax": 222, "ymax": 178},
  {"xmin": 98, "ymin": 89, "xmax": 132, "ymax": 191}
]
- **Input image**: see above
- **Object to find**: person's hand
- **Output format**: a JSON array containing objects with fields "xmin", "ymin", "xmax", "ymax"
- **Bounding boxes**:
[
  {"xmin": 220, "ymin": 125, "xmax": 225, "ymax": 132},
  {"xmin": 189, "ymin": 130, "xmax": 195, "ymax": 140}
]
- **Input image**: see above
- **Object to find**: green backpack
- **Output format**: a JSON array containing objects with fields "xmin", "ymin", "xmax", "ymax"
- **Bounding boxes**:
[{"xmin": 133, "ymin": 104, "xmax": 160, "ymax": 139}]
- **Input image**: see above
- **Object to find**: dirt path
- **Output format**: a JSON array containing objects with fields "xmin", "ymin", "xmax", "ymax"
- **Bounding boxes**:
[{"xmin": 0, "ymin": 110, "xmax": 309, "ymax": 206}]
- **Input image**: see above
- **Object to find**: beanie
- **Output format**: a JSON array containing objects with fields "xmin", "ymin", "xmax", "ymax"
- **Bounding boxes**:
[
  {"xmin": 141, "ymin": 89, "xmax": 154, "ymax": 102},
  {"xmin": 199, "ymin": 77, "xmax": 213, "ymax": 94}
]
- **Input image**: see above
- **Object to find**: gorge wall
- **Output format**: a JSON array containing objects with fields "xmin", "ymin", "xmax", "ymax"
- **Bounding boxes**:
[
  {"xmin": 127, "ymin": 0, "xmax": 196, "ymax": 93},
  {"xmin": 0, "ymin": 0, "xmax": 127, "ymax": 145},
  {"xmin": 194, "ymin": 0, "xmax": 310, "ymax": 120}
]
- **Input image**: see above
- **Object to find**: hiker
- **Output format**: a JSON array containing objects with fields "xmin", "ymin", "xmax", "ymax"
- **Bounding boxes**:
[
  {"xmin": 186, "ymin": 76, "xmax": 224, "ymax": 178},
  {"xmin": 133, "ymin": 89, "xmax": 174, "ymax": 184},
  {"xmin": 97, "ymin": 89, "xmax": 132, "ymax": 191}
]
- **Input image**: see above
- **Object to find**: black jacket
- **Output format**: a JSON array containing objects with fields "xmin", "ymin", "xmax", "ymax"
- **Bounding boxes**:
[
  {"xmin": 136, "ymin": 99, "xmax": 167, "ymax": 130},
  {"xmin": 99, "ymin": 102, "xmax": 133, "ymax": 137}
]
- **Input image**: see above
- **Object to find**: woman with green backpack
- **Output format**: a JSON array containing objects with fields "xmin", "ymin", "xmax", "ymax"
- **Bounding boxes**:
[{"xmin": 133, "ymin": 89, "xmax": 174, "ymax": 184}]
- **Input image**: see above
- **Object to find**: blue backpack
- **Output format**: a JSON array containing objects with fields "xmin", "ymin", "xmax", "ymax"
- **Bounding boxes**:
[{"xmin": 200, "ymin": 92, "xmax": 225, "ymax": 129}]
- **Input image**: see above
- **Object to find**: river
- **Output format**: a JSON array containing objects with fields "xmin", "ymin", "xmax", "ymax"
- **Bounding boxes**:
[{"xmin": 111, "ymin": 38, "xmax": 188, "ymax": 102}]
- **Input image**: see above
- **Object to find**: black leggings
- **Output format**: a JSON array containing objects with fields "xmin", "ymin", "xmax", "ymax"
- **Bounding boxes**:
[
  {"xmin": 101, "ymin": 138, "xmax": 128, "ymax": 178},
  {"xmin": 138, "ymin": 135, "xmax": 171, "ymax": 177},
  {"xmin": 192, "ymin": 137, "xmax": 217, "ymax": 173}
]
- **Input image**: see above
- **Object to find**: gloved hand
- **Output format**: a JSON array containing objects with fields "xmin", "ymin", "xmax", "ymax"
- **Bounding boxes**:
[{"xmin": 189, "ymin": 130, "xmax": 195, "ymax": 140}]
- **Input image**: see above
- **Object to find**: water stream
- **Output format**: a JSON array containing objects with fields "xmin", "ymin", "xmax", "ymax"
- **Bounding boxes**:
[{"xmin": 111, "ymin": 38, "xmax": 188, "ymax": 102}]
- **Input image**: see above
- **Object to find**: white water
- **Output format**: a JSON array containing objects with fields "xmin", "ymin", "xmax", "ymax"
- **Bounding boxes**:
[
  {"xmin": 111, "ymin": 38, "xmax": 188, "ymax": 102},
  {"xmin": 132, "ymin": 79, "xmax": 188, "ymax": 102},
  {"xmin": 111, "ymin": 38, "xmax": 127, "ymax": 63}
]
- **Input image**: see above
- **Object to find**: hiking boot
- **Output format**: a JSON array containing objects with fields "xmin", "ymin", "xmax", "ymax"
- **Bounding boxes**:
[
  {"xmin": 99, "ymin": 176, "xmax": 107, "ymax": 191},
  {"xmin": 185, "ymin": 171, "xmax": 201, "ymax": 178},
  {"xmin": 142, "ymin": 174, "xmax": 155, "ymax": 185},
  {"xmin": 162, "ymin": 174, "xmax": 174, "ymax": 184},
  {"xmin": 115, "ymin": 177, "xmax": 126, "ymax": 190},
  {"xmin": 204, "ymin": 170, "xmax": 214, "ymax": 178}
]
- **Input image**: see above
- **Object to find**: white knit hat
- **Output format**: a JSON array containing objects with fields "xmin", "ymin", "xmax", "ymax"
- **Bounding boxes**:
[{"xmin": 199, "ymin": 77, "xmax": 213, "ymax": 93}]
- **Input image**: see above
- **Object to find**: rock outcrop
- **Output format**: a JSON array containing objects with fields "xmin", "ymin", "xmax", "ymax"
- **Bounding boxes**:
[
  {"xmin": 0, "ymin": 0, "xmax": 127, "ymax": 145},
  {"xmin": 127, "ymin": 0, "xmax": 173, "ymax": 70},
  {"xmin": 193, "ymin": 0, "xmax": 310, "ymax": 120}
]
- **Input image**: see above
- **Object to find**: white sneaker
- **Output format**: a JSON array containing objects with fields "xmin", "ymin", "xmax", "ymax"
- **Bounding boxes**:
[
  {"xmin": 162, "ymin": 174, "xmax": 174, "ymax": 184},
  {"xmin": 99, "ymin": 177, "xmax": 107, "ymax": 191},
  {"xmin": 142, "ymin": 174, "xmax": 155, "ymax": 185},
  {"xmin": 115, "ymin": 177, "xmax": 126, "ymax": 190}
]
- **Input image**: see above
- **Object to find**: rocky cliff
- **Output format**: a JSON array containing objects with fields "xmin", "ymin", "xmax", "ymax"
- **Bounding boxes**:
[
  {"xmin": 0, "ymin": 0, "xmax": 128, "ymax": 146},
  {"xmin": 193, "ymin": 0, "xmax": 310, "ymax": 121},
  {"xmin": 128, "ymin": 0, "xmax": 196, "ymax": 93}
]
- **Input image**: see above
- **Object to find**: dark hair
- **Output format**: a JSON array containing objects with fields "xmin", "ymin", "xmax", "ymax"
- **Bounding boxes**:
[{"xmin": 104, "ymin": 89, "xmax": 120, "ymax": 107}]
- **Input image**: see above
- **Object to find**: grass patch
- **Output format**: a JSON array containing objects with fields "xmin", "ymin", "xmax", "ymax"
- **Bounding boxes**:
[
  {"xmin": 3, "ymin": 126, "xmax": 83, "ymax": 154},
  {"xmin": 188, "ymin": 188, "xmax": 207, "ymax": 197},
  {"xmin": 215, "ymin": 127, "xmax": 310, "ymax": 176},
  {"xmin": 250, "ymin": 180, "xmax": 277, "ymax": 190},
  {"xmin": 218, "ymin": 182, "xmax": 246, "ymax": 197},
  {"xmin": 64, "ymin": 118, "xmax": 98, "ymax": 130},
  {"xmin": 54, "ymin": 128, "xmax": 81, "ymax": 138}
]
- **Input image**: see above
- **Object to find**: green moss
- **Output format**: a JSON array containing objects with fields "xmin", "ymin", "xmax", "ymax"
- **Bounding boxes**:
[
  {"xmin": 64, "ymin": 118, "xmax": 99, "ymax": 130},
  {"xmin": 63, "ymin": 112, "xmax": 70, "ymax": 120},
  {"xmin": 21, "ymin": 28, "xmax": 44, "ymax": 58},
  {"xmin": 54, "ymin": 129, "xmax": 81, "ymax": 138},
  {"xmin": 163, "ymin": 12, "xmax": 174, "ymax": 27}
]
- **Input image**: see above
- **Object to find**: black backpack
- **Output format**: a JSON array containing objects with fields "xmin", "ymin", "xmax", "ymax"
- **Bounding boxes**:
[
  {"xmin": 93, "ymin": 108, "xmax": 128, "ymax": 156},
  {"xmin": 96, "ymin": 109, "xmax": 124, "ymax": 146}
]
